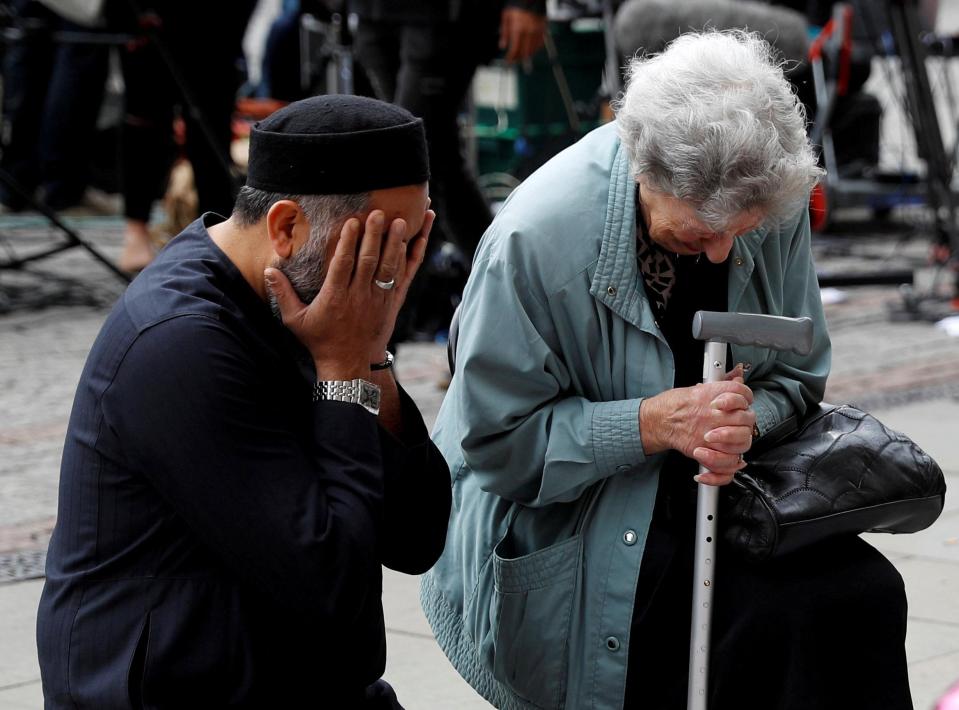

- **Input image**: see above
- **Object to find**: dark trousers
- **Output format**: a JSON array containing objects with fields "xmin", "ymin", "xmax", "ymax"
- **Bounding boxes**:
[
  {"xmin": 624, "ymin": 491, "xmax": 913, "ymax": 710},
  {"xmin": 354, "ymin": 19, "xmax": 496, "ymax": 340},
  {"xmin": 117, "ymin": 2, "xmax": 253, "ymax": 222},
  {"xmin": 119, "ymin": 45, "xmax": 235, "ymax": 221},
  {"xmin": 0, "ymin": 0, "xmax": 108, "ymax": 209},
  {"xmin": 353, "ymin": 20, "xmax": 494, "ymax": 260}
]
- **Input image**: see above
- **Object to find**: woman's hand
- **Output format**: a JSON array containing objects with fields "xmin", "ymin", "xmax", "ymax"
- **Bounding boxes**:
[{"xmin": 639, "ymin": 364, "xmax": 756, "ymax": 486}]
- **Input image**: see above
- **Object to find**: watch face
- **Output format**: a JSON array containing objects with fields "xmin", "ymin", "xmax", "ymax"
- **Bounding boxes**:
[{"xmin": 360, "ymin": 381, "xmax": 381, "ymax": 411}]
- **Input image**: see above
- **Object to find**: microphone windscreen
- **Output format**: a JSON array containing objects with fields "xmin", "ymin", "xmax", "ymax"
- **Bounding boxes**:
[
  {"xmin": 37, "ymin": 0, "xmax": 106, "ymax": 27},
  {"xmin": 613, "ymin": 0, "xmax": 809, "ymax": 68}
]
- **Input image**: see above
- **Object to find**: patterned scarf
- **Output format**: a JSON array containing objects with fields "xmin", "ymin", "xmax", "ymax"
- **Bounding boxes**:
[{"xmin": 635, "ymin": 187, "xmax": 676, "ymax": 314}]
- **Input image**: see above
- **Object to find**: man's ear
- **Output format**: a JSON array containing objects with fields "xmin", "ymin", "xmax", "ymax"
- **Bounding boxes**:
[{"xmin": 266, "ymin": 200, "xmax": 308, "ymax": 260}]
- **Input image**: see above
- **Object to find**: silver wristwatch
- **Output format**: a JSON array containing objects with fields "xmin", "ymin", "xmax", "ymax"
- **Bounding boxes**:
[{"xmin": 312, "ymin": 379, "xmax": 381, "ymax": 415}]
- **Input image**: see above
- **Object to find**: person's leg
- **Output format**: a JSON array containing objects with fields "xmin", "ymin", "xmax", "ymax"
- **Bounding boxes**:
[
  {"xmin": 377, "ymin": 21, "xmax": 493, "ymax": 342},
  {"xmin": 710, "ymin": 536, "xmax": 912, "ymax": 710},
  {"xmin": 626, "ymin": 533, "xmax": 911, "ymax": 710},
  {"xmin": 352, "ymin": 21, "xmax": 400, "ymax": 103},
  {"xmin": 39, "ymin": 19, "xmax": 110, "ymax": 210},
  {"xmin": 0, "ymin": 0, "xmax": 56, "ymax": 209},
  {"xmin": 118, "ymin": 41, "xmax": 177, "ymax": 271},
  {"xmin": 623, "ymin": 520, "xmax": 690, "ymax": 710},
  {"xmin": 364, "ymin": 678, "xmax": 405, "ymax": 709},
  {"xmin": 353, "ymin": 22, "xmax": 412, "ymax": 343},
  {"xmin": 260, "ymin": 8, "xmax": 307, "ymax": 101},
  {"xmin": 394, "ymin": 22, "xmax": 493, "ymax": 261},
  {"xmin": 177, "ymin": 2, "xmax": 253, "ymax": 218},
  {"xmin": 181, "ymin": 77, "xmax": 238, "ymax": 218}
]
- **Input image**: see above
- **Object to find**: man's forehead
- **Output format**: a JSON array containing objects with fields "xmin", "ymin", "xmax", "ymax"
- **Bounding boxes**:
[{"xmin": 368, "ymin": 184, "xmax": 430, "ymax": 208}]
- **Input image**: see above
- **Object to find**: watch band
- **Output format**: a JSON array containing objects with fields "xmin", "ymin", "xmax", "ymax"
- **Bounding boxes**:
[
  {"xmin": 312, "ymin": 379, "xmax": 381, "ymax": 415},
  {"xmin": 370, "ymin": 350, "xmax": 394, "ymax": 371}
]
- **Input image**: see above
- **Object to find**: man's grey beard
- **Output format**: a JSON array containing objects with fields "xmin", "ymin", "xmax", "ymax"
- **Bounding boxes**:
[{"xmin": 269, "ymin": 225, "xmax": 328, "ymax": 319}]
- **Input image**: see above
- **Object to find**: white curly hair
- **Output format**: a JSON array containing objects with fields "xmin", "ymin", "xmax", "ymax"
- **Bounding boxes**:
[{"xmin": 614, "ymin": 30, "xmax": 824, "ymax": 230}]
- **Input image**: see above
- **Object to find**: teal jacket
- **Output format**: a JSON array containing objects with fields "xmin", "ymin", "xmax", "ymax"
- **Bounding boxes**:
[{"xmin": 420, "ymin": 123, "xmax": 831, "ymax": 710}]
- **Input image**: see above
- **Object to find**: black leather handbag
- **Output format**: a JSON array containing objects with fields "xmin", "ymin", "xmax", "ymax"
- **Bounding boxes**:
[{"xmin": 722, "ymin": 403, "xmax": 947, "ymax": 563}]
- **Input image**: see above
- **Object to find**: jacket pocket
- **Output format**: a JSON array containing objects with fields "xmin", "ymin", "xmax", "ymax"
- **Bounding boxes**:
[{"xmin": 489, "ymin": 533, "xmax": 583, "ymax": 709}]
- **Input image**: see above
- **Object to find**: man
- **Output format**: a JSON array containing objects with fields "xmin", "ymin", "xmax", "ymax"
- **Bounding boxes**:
[
  {"xmin": 37, "ymin": 95, "xmax": 452, "ymax": 708},
  {"xmin": 421, "ymin": 31, "xmax": 911, "ymax": 710}
]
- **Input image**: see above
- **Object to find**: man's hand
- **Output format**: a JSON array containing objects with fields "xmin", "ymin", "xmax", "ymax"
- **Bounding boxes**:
[
  {"xmin": 639, "ymin": 365, "xmax": 755, "ymax": 486},
  {"xmin": 265, "ymin": 209, "xmax": 432, "ymax": 381},
  {"xmin": 499, "ymin": 7, "xmax": 547, "ymax": 64},
  {"xmin": 369, "ymin": 208, "xmax": 434, "ymax": 363}
]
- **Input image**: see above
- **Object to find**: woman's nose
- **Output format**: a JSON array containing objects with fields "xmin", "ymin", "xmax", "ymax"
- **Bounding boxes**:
[{"xmin": 704, "ymin": 234, "xmax": 735, "ymax": 263}]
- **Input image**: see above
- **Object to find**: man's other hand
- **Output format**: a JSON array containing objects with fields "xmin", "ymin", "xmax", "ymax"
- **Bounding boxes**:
[{"xmin": 499, "ymin": 8, "xmax": 547, "ymax": 64}]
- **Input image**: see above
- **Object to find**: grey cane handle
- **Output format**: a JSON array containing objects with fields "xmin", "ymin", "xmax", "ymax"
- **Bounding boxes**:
[{"xmin": 692, "ymin": 311, "xmax": 814, "ymax": 355}]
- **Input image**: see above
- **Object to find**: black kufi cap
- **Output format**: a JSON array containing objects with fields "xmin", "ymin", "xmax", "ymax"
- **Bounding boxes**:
[{"xmin": 246, "ymin": 95, "xmax": 430, "ymax": 194}]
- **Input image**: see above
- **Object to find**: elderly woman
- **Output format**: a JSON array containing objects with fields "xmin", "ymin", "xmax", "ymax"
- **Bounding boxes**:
[{"xmin": 421, "ymin": 31, "xmax": 911, "ymax": 710}]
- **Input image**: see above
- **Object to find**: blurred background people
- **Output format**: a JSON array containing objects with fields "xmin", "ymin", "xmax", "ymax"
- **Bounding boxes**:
[
  {"xmin": 0, "ymin": 0, "xmax": 952, "ymax": 300},
  {"xmin": 0, "ymin": 0, "xmax": 109, "ymax": 212},
  {"xmin": 253, "ymin": 0, "xmax": 336, "ymax": 103}
]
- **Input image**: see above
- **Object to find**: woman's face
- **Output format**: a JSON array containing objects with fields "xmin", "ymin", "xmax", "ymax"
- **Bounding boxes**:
[{"xmin": 638, "ymin": 182, "xmax": 765, "ymax": 264}]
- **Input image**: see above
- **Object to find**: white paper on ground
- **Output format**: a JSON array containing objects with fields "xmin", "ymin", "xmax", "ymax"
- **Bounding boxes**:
[
  {"xmin": 819, "ymin": 287, "xmax": 847, "ymax": 305},
  {"xmin": 934, "ymin": 315, "xmax": 959, "ymax": 337}
]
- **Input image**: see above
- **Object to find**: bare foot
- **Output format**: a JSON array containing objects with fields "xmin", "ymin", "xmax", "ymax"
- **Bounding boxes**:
[{"xmin": 119, "ymin": 221, "xmax": 156, "ymax": 273}]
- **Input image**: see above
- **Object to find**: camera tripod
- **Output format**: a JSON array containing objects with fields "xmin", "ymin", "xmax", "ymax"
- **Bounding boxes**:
[{"xmin": 812, "ymin": 0, "xmax": 959, "ymax": 315}]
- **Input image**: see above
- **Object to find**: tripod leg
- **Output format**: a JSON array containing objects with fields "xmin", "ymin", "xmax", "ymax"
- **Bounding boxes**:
[
  {"xmin": 0, "ymin": 167, "xmax": 130, "ymax": 282},
  {"xmin": 888, "ymin": 0, "xmax": 959, "ymax": 295}
]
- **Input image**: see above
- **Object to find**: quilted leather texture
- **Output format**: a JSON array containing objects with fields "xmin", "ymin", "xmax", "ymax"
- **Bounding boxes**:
[{"xmin": 722, "ymin": 403, "xmax": 947, "ymax": 562}]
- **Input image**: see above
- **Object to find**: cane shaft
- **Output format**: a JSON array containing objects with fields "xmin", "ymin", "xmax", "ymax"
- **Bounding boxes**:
[{"xmin": 687, "ymin": 340, "xmax": 727, "ymax": 710}]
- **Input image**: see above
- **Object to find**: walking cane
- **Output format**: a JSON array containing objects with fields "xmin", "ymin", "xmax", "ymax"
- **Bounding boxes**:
[{"xmin": 687, "ymin": 311, "xmax": 814, "ymax": 710}]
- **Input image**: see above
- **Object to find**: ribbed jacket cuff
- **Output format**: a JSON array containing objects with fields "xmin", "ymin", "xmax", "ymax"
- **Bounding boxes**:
[
  {"xmin": 751, "ymin": 392, "xmax": 778, "ymax": 437},
  {"xmin": 591, "ymin": 398, "xmax": 647, "ymax": 478}
]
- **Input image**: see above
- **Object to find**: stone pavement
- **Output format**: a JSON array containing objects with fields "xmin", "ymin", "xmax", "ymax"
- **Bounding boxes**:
[{"xmin": 1, "ymin": 213, "xmax": 958, "ymax": 708}]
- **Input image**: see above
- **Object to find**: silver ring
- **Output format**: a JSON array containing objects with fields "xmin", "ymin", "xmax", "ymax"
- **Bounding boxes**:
[
  {"xmin": 373, "ymin": 277, "xmax": 396, "ymax": 291},
  {"xmin": 738, "ymin": 454, "xmax": 745, "ymax": 463}
]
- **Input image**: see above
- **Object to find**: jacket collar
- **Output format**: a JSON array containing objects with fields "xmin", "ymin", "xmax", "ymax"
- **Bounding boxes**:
[
  {"xmin": 589, "ymin": 142, "xmax": 644, "ymax": 327},
  {"xmin": 728, "ymin": 228, "xmax": 766, "ymax": 310}
]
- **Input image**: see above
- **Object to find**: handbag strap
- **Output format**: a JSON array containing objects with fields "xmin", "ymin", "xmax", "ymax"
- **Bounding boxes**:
[{"xmin": 749, "ymin": 402, "xmax": 840, "ymax": 457}]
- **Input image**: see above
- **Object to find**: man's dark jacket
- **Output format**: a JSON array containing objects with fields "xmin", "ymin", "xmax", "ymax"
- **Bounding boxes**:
[{"xmin": 36, "ymin": 215, "xmax": 452, "ymax": 708}]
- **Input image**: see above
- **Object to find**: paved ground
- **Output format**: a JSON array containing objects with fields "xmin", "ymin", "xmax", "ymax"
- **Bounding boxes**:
[
  {"xmin": 3, "ymin": 1, "xmax": 959, "ymax": 696},
  {"xmin": 0, "ymin": 209, "xmax": 957, "ymax": 708}
]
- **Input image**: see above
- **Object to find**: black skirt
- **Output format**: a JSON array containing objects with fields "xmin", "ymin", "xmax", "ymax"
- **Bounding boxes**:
[{"xmin": 623, "ymin": 481, "xmax": 913, "ymax": 710}]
